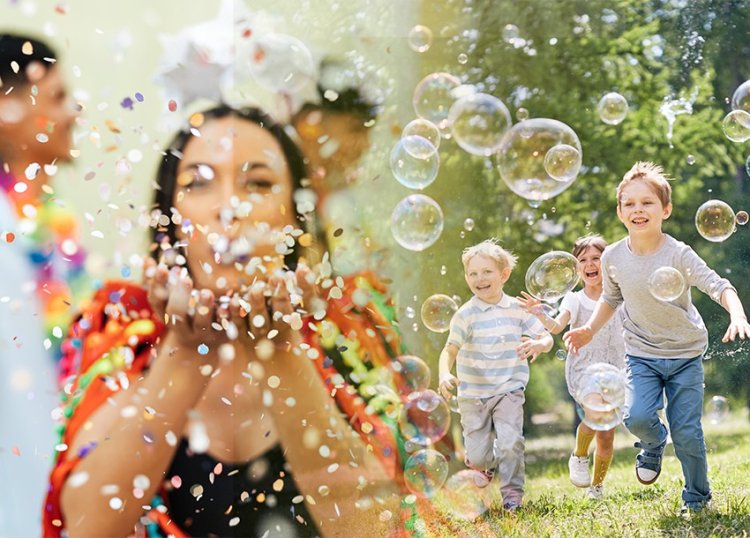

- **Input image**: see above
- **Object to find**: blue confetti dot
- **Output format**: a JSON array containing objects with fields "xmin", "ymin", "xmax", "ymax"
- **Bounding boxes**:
[
  {"xmin": 135, "ymin": 92, "xmax": 144, "ymax": 102},
  {"xmin": 323, "ymin": 357, "xmax": 333, "ymax": 368},
  {"xmin": 121, "ymin": 266, "xmax": 131, "ymax": 278},
  {"xmin": 109, "ymin": 291, "xmax": 122, "ymax": 303},
  {"xmin": 120, "ymin": 97, "xmax": 134, "ymax": 110},
  {"xmin": 198, "ymin": 343, "xmax": 209, "ymax": 355}
]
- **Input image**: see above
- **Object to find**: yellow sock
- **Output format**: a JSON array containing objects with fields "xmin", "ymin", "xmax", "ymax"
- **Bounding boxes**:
[
  {"xmin": 592, "ymin": 452, "xmax": 614, "ymax": 486},
  {"xmin": 574, "ymin": 425, "xmax": 595, "ymax": 457}
]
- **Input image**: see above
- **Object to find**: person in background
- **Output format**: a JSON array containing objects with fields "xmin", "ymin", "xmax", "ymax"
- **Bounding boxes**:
[{"xmin": 0, "ymin": 32, "xmax": 83, "ymax": 537}]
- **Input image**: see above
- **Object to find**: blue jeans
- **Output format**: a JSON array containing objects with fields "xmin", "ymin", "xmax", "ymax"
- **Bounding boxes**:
[{"xmin": 624, "ymin": 355, "xmax": 711, "ymax": 506}]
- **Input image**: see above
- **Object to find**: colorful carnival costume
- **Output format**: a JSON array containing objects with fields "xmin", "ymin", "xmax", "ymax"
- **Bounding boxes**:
[{"xmin": 44, "ymin": 272, "xmax": 443, "ymax": 537}]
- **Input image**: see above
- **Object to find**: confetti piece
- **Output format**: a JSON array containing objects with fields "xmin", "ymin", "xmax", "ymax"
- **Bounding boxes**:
[
  {"xmin": 135, "ymin": 92, "xmax": 144, "ymax": 102},
  {"xmin": 168, "ymin": 99, "xmax": 177, "ymax": 112},
  {"xmin": 4, "ymin": 232, "xmax": 14, "ymax": 243},
  {"xmin": 120, "ymin": 97, "xmax": 134, "ymax": 110}
]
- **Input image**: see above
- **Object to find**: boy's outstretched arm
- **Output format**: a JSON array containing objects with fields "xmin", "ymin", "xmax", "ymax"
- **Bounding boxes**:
[
  {"xmin": 517, "ymin": 332, "xmax": 554, "ymax": 363},
  {"xmin": 563, "ymin": 299, "xmax": 616, "ymax": 354},
  {"xmin": 438, "ymin": 344, "xmax": 459, "ymax": 399},
  {"xmin": 720, "ymin": 288, "xmax": 750, "ymax": 342}
]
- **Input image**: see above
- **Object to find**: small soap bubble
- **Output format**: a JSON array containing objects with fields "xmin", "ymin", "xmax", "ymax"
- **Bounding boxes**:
[
  {"xmin": 695, "ymin": 199, "xmax": 736, "ymax": 242},
  {"xmin": 463, "ymin": 218, "xmax": 475, "ymax": 231},
  {"xmin": 597, "ymin": 92, "xmax": 629, "ymax": 125},
  {"xmin": 421, "ymin": 294, "xmax": 458, "ymax": 333},
  {"xmin": 408, "ymin": 25, "xmax": 433, "ymax": 53}
]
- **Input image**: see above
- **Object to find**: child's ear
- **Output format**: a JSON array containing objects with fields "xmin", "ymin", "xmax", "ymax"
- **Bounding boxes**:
[
  {"xmin": 663, "ymin": 203, "xmax": 673, "ymax": 220},
  {"xmin": 501, "ymin": 266, "xmax": 512, "ymax": 283}
]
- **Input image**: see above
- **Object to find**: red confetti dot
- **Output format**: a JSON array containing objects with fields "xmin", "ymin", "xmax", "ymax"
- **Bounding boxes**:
[
  {"xmin": 4, "ymin": 232, "xmax": 14, "ymax": 243},
  {"xmin": 168, "ymin": 100, "xmax": 177, "ymax": 112},
  {"xmin": 242, "ymin": 28, "xmax": 253, "ymax": 38},
  {"xmin": 12, "ymin": 446, "xmax": 20, "ymax": 456}
]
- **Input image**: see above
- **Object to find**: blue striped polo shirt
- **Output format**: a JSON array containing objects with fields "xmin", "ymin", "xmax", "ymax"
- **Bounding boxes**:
[{"xmin": 447, "ymin": 294, "xmax": 546, "ymax": 399}]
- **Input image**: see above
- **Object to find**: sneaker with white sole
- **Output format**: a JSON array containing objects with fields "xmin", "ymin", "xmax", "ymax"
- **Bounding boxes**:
[
  {"xmin": 635, "ymin": 444, "xmax": 663, "ymax": 485},
  {"xmin": 471, "ymin": 469, "xmax": 495, "ymax": 488},
  {"xmin": 568, "ymin": 454, "xmax": 591, "ymax": 487},
  {"xmin": 587, "ymin": 484, "xmax": 604, "ymax": 500}
]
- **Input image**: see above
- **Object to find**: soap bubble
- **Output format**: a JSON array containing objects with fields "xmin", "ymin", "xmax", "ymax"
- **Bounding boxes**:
[
  {"xmin": 421, "ymin": 294, "xmax": 459, "ymax": 333},
  {"xmin": 398, "ymin": 389, "xmax": 450, "ymax": 446},
  {"xmin": 248, "ymin": 33, "xmax": 314, "ymax": 93},
  {"xmin": 597, "ymin": 92, "xmax": 629, "ymax": 125},
  {"xmin": 525, "ymin": 251, "xmax": 579, "ymax": 303},
  {"xmin": 496, "ymin": 118, "xmax": 582, "ymax": 202},
  {"xmin": 731, "ymin": 80, "xmax": 750, "ymax": 112},
  {"xmin": 413, "ymin": 72, "xmax": 462, "ymax": 130},
  {"xmin": 722, "ymin": 110, "xmax": 750, "ymax": 143},
  {"xmin": 390, "ymin": 135, "xmax": 439, "ymax": 189},
  {"xmin": 705, "ymin": 395, "xmax": 729, "ymax": 425},
  {"xmin": 408, "ymin": 25, "xmax": 433, "ymax": 53},
  {"xmin": 434, "ymin": 470, "xmax": 490, "ymax": 521},
  {"xmin": 575, "ymin": 363, "xmax": 628, "ymax": 431},
  {"xmin": 555, "ymin": 349, "xmax": 567, "ymax": 361},
  {"xmin": 402, "ymin": 119, "xmax": 441, "ymax": 150},
  {"xmin": 403, "ymin": 449, "xmax": 449, "ymax": 497},
  {"xmin": 647, "ymin": 267, "xmax": 686, "ymax": 302},
  {"xmin": 463, "ymin": 218, "xmax": 475, "ymax": 231},
  {"xmin": 448, "ymin": 92, "xmax": 512, "ymax": 156},
  {"xmin": 544, "ymin": 144, "xmax": 582, "ymax": 182},
  {"xmin": 516, "ymin": 107, "xmax": 529, "ymax": 121},
  {"xmin": 391, "ymin": 194, "xmax": 444, "ymax": 251},
  {"xmin": 391, "ymin": 355, "xmax": 431, "ymax": 393},
  {"xmin": 695, "ymin": 199, "xmax": 736, "ymax": 242},
  {"xmin": 736, "ymin": 210, "xmax": 749, "ymax": 225}
]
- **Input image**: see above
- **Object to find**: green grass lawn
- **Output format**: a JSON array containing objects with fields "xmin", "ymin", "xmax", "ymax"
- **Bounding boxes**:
[{"xmin": 424, "ymin": 411, "xmax": 750, "ymax": 537}]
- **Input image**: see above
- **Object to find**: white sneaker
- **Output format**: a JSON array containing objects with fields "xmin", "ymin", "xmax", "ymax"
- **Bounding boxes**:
[
  {"xmin": 587, "ymin": 484, "xmax": 604, "ymax": 500},
  {"xmin": 568, "ymin": 454, "xmax": 591, "ymax": 487}
]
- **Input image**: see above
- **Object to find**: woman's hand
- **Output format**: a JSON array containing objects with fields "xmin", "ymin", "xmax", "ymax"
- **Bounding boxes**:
[{"xmin": 563, "ymin": 326, "xmax": 593, "ymax": 355}]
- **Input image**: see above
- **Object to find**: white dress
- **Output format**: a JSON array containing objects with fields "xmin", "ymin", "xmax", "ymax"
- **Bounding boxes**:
[
  {"xmin": 0, "ymin": 192, "xmax": 57, "ymax": 537},
  {"xmin": 560, "ymin": 289, "xmax": 626, "ymax": 398}
]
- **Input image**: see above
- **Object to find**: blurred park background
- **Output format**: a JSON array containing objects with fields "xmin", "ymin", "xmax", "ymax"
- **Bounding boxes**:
[{"xmin": 2, "ymin": 0, "xmax": 750, "ymax": 437}]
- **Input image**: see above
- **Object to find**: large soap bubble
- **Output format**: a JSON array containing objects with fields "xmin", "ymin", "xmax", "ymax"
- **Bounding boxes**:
[
  {"xmin": 421, "ymin": 294, "xmax": 459, "ymax": 333},
  {"xmin": 390, "ymin": 135, "xmax": 439, "ymax": 190},
  {"xmin": 391, "ymin": 355, "xmax": 431, "ymax": 394},
  {"xmin": 705, "ymin": 395, "xmax": 729, "ymax": 425},
  {"xmin": 543, "ymin": 144, "xmax": 582, "ymax": 182},
  {"xmin": 496, "ymin": 118, "xmax": 582, "ymax": 202},
  {"xmin": 597, "ymin": 92, "xmax": 629, "ymax": 125},
  {"xmin": 575, "ymin": 363, "xmax": 628, "ymax": 431},
  {"xmin": 434, "ymin": 470, "xmax": 490, "ymax": 521},
  {"xmin": 525, "ymin": 251, "xmax": 579, "ymax": 303},
  {"xmin": 403, "ymin": 449, "xmax": 449, "ymax": 498},
  {"xmin": 412, "ymin": 72, "xmax": 462, "ymax": 130},
  {"xmin": 722, "ymin": 110, "xmax": 750, "ymax": 143},
  {"xmin": 731, "ymin": 80, "xmax": 750, "ymax": 112},
  {"xmin": 647, "ymin": 267, "xmax": 685, "ymax": 302},
  {"xmin": 695, "ymin": 199, "xmax": 736, "ymax": 242},
  {"xmin": 402, "ymin": 118, "xmax": 441, "ymax": 150},
  {"xmin": 247, "ymin": 33, "xmax": 314, "ymax": 93},
  {"xmin": 398, "ymin": 389, "xmax": 450, "ymax": 446},
  {"xmin": 448, "ymin": 93, "xmax": 512, "ymax": 156},
  {"xmin": 391, "ymin": 194, "xmax": 444, "ymax": 251}
]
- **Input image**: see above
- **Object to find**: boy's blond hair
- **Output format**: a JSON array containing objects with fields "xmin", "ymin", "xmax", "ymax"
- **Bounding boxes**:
[
  {"xmin": 462, "ymin": 239, "xmax": 517, "ymax": 272},
  {"xmin": 617, "ymin": 161, "xmax": 672, "ymax": 208},
  {"xmin": 572, "ymin": 234, "xmax": 608, "ymax": 259}
]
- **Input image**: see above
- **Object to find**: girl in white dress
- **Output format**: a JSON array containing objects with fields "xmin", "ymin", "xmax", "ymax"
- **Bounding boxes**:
[{"xmin": 519, "ymin": 235, "xmax": 625, "ymax": 500}]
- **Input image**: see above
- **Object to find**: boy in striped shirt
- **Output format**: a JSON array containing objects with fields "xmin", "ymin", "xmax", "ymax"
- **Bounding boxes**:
[{"xmin": 439, "ymin": 239, "xmax": 552, "ymax": 511}]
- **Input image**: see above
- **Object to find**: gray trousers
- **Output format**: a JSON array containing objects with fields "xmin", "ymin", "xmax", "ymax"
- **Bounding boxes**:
[{"xmin": 458, "ymin": 389, "xmax": 525, "ymax": 504}]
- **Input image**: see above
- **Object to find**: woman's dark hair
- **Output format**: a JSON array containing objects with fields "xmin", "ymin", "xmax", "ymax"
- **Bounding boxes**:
[
  {"xmin": 0, "ymin": 33, "xmax": 58, "ymax": 87},
  {"xmin": 151, "ymin": 105, "xmax": 312, "ymax": 269}
]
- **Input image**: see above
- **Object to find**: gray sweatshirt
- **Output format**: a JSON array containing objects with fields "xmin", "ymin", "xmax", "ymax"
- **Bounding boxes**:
[{"xmin": 601, "ymin": 234, "xmax": 735, "ymax": 359}]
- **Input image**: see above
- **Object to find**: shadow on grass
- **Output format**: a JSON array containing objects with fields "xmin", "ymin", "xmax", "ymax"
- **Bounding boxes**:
[{"xmin": 655, "ymin": 496, "xmax": 750, "ymax": 537}]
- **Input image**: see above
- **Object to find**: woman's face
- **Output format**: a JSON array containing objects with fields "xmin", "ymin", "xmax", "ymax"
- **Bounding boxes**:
[{"xmin": 173, "ymin": 115, "xmax": 297, "ymax": 293}]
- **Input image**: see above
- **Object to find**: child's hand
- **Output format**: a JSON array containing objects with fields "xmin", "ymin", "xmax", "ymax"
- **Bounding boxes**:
[
  {"xmin": 722, "ymin": 316, "xmax": 750, "ymax": 343},
  {"xmin": 517, "ymin": 336, "xmax": 545, "ymax": 363},
  {"xmin": 563, "ymin": 326, "xmax": 592, "ymax": 355},
  {"xmin": 438, "ymin": 374, "xmax": 459, "ymax": 400},
  {"xmin": 517, "ymin": 291, "xmax": 545, "ymax": 317}
]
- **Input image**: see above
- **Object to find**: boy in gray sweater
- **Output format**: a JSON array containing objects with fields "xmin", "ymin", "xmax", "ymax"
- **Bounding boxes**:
[{"xmin": 564, "ymin": 161, "xmax": 750, "ymax": 514}]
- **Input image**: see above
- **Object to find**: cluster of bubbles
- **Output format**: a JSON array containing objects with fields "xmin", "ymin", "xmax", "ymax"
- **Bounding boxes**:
[
  {"xmin": 390, "ymin": 194, "xmax": 444, "ymax": 251},
  {"xmin": 421, "ymin": 294, "xmax": 459, "ymax": 333},
  {"xmin": 647, "ymin": 266, "xmax": 685, "ymax": 302},
  {"xmin": 705, "ymin": 395, "xmax": 729, "ymax": 425},
  {"xmin": 724, "ymin": 81, "xmax": 750, "ymax": 142},
  {"xmin": 695, "ymin": 199, "xmax": 736, "ymax": 242},
  {"xmin": 496, "ymin": 118, "xmax": 583, "ymax": 202},
  {"xmin": 597, "ymin": 92, "xmax": 629, "ymax": 125},
  {"xmin": 524, "ymin": 251, "xmax": 580, "ymax": 303},
  {"xmin": 574, "ymin": 363, "xmax": 629, "ymax": 431}
]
